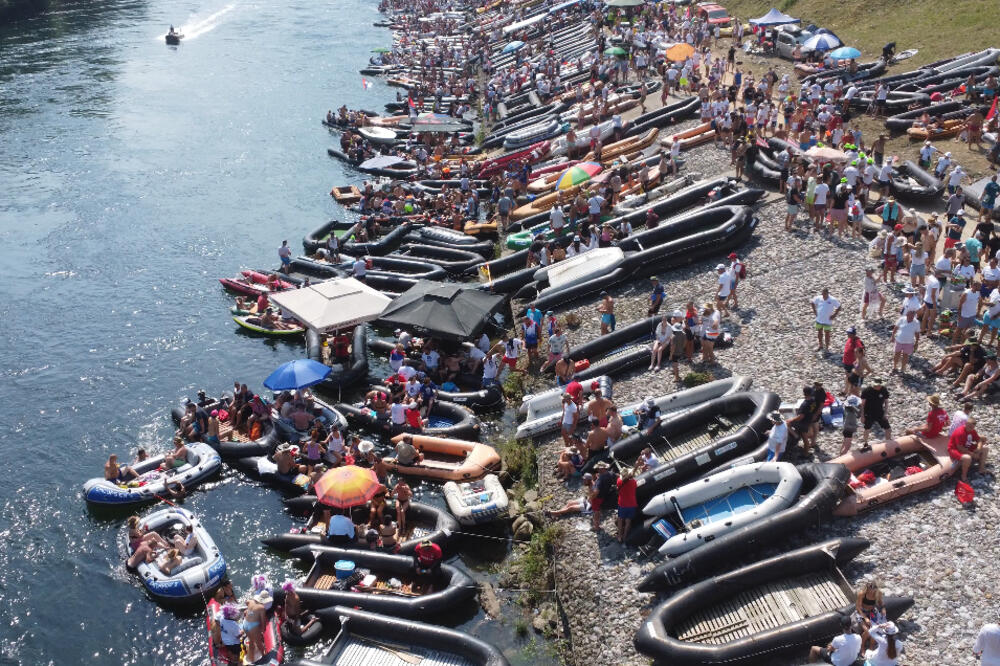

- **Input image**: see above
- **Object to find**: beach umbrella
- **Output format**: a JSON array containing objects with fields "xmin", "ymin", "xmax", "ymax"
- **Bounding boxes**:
[
  {"xmin": 665, "ymin": 42, "xmax": 695, "ymax": 62},
  {"xmin": 313, "ymin": 465, "xmax": 382, "ymax": 508},
  {"xmin": 262, "ymin": 359, "xmax": 331, "ymax": 391},
  {"xmin": 802, "ymin": 32, "xmax": 841, "ymax": 52},
  {"xmin": 556, "ymin": 162, "xmax": 603, "ymax": 189},
  {"xmin": 502, "ymin": 40, "xmax": 525, "ymax": 54},
  {"xmin": 605, "ymin": 0, "xmax": 645, "ymax": 6},
  {"xmin": 829, "ymin": 46, "xmax": 861, "ymax": 60},
  {"xmin": 604, "ymin": 46, "xmax": 628, "ymax": 57}
]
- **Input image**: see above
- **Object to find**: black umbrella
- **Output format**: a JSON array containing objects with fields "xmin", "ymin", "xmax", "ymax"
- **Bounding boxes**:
[{"xmin": 377, "ymin": 282, "xmax": 507, "ymax": 341}]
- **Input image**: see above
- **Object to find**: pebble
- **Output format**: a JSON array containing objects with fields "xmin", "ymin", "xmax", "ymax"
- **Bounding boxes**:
[{"xmin": 534, "ymin": 140, "xmax": 1000, "ymax": 665}]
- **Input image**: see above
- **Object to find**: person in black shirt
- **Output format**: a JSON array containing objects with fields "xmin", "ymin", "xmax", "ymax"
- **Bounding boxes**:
[
  {"xmin": 860, "ymin": 377, "xmax": 891, "ymax": 447},
  {"xmin": 591, "ymin": 461, "xmax": 615, "ymax": 532},
  {"xmin": 786, "ymin": 177, "xmax": 803, "ymax": 231}
]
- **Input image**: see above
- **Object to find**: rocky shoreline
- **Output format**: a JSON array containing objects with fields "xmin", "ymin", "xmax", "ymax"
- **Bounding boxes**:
[{"xmin": 533, "ymin": 142, "xmax": 1000, "ymax": 665}]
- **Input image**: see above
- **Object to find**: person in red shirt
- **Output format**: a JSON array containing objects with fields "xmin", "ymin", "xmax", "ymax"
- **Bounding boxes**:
[
  {"xmin": 404, "ymin": 402, "xmax": 423, "ymax": 432},
  {"xmin": 615, "ymin": 467, "xmax": 638, "ymax": 544},
  {"xmin": 842, "ymin": 327, "xmax": 865, "ymax": 396},
  {"xmin": 948, "ymin": 416, "xmax": 988, "ymax": 482},
  {"xmin": 414, "ymin": 539, "xmax": 442, "ymax": 582},
  {"xmin": 565, "ymin": 380, "xmax": 584, "ymax": 404},
  {"xmin": 906, "ymin": 394, "xmax": 949, "ymax": 438}
]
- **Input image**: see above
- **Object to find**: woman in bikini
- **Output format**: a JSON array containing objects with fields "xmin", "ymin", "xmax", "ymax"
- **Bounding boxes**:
[
  {"xmin": 125, "ymin": 515, "xmax": 170, "ymax": 569},
  {"xmin": 391, "ymin": 479, "xmax": 412, "ymax": 534}
]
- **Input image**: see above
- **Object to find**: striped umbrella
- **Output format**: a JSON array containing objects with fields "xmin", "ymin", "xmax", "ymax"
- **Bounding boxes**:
[
  {"xmin": 313, "ymin": 465, "xmax": 382, "ymax": 508},
  {"xmin": 555, "ymin": 162, "xmax": 602, "ymax": 190}
]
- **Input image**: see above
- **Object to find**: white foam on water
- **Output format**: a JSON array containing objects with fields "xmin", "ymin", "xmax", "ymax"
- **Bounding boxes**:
[{"xmin": 161, "ymin": 3, "xmax": 237, "ymax": 42}]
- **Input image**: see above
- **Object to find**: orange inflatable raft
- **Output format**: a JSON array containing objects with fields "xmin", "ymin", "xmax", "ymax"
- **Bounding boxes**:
[
  {"xmin": 385, "ymin": 434, "xmax": 501, "ymax": 482},
  {"xmin": 831, "ymin": 435, "xmax": 955, "ymax": 516}
]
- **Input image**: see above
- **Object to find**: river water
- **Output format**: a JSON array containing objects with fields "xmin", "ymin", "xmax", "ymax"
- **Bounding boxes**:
[{"xmin": 0, "ymin": 1, "xmax": 554, "ymax": 663}]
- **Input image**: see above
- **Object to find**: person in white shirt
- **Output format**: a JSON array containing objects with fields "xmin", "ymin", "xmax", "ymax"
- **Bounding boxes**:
[
  {"xmin": 891, "ymin": 309, "xmax": 921, "ymax": 372},
  {"xmin": 811, "ymin": 288, "xmax": 842, "ymax": 352},
  {"xmin": 808, "ymin": 615, "xmax": 862, "ymax": 666},
  {"xmin": 559, "ymin": 393, "xmax": 579, "ymax": 446},
  {"xmin": 714, "ymin": 264, "xmax": 732, "ymax": 317},
  {"xmin": 980, "ymin": 287, "xmax": 1000, "ymax": 347},
  {"xmin": 953, "ymin": 280, "xmax": 982, "ymax": 343},
  {"xmin": 481, "ymin": 352, "xmax": 500, "ymax": 387},
  {"xmin": 974, "ymin": 620, "xmax": 1000, "ymax": 666},
  {"xmin": 765, "ymin": 411, "xmax": 788, "ymax": 461},
  {"xmin": 812, "ymin": 181, "xmax": 830, "ymax": 230},
  {"xmin": 864, "ymin": 622, "xmax": 904, "ymax": 666},
  {"xmin": 920, "ymin": 273, "xmax": 940, "ymax": 335},
  {"xmin": 352, "ymin": 257, "xmax": 367, "ymax": 279}
]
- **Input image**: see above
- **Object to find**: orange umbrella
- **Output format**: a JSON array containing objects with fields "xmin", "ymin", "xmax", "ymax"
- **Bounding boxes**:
[
  {"xmin": 665, "ymin": 43, "xmax": 695, "ymax": 62},
  {"xmin": 313, "ymin": 465, "xmax": 382, "ymax": 508}
]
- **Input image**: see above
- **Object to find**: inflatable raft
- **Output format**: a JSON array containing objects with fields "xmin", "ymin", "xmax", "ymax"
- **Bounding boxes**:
[
  {"xmin": 126, "ymin": 507, "xmax": 226, "ymax": 603},
  {"xmin": 229, "ymin": 450, "xmax": 312, "ymax": 495},
  {"xmin": 643, "ymin": 462, "xmax": 803, "ymax": 556},
  {"xmin": 384, "ymin": 434, "xmax": 500, "ymax": 482},
  {"xmin": 831, "ymin": 434, "xmax": 955, "ymax": 516},
  {"xmin": 622, "ymin": 391, "xmax": 781, "ymax": 507},
  {"xmin": 306, "ymin": 325, "xmax": 369, "ymax": 391},
  {"xmin": 289, "ymin": 606, "xmax": 510, "ymax": 666},
  {"xmin": 515, "ymin": 376, "xmax": 614, "ymax": 440},
  {"xmin": 889, "ymin": 160, "xmax": 945, "ymax": 203},
  {"xmin": 634, "ymin": 538, "xmax": 914, "ymax": 666},
  {"xmin": 289, "ymin": 546, "xmax": 476, "ymax": 616},
  {"xmin": 263, "ymin": 500, "xmax": 460, "ymax": 556},
  {"xmin": 233, "ymin": 314, "xmax": 305, "ymax": 337},
  {"xmin": 637, "ymin": 463, "xmax": 850, "ymax": 592},
  {"xmin": 84, "ymin": 442, "xmax": 221, "ymax": 505},
  {"xmin": 443, "ymin": 474, "xmax": 509, "ymax": 525},
  {"xmin": 338, "ymin": 400, "xmax": 482, "ymax": 441}
]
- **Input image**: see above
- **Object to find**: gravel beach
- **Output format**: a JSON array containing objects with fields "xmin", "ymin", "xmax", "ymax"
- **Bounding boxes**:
[{"xmin": 531, "ymin": 140, "xmax": 1000, "ymax": 665}]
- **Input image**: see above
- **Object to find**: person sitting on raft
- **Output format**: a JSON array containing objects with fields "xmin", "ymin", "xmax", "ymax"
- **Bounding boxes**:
[
  {"xmin": 158, "ymin": 548, "xmax": 183, "ymax": 575},
  {"xmin": 163, "ymin": 435, "xmax": 188, "ymax": 469},
  {"xmin": 394, "ymin": 434, "xmax": 423, "ymax": 466},
  {"xmin": 125, "ymin": 515, "xmax": 170, "ymax": 568},
  {"xmin": 583, "ymin": 404, "xmax": 623, "ymax": 461},
  {"xmin": 105, "ymin": 454, "xmax": 139, "ymax": 484},
  {"xmin": 281, "ymin": 581, "xmax": 318, "ymax": 639},
  {"xmin": 414, "ymin": 538, "xmax": 442, "ymax": 579},
  {"xmin": 172, "ymin": 523, "xmax": 198, "ymax": 556}
]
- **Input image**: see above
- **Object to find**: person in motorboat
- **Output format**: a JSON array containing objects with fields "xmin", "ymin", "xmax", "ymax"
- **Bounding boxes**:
[
  {"xmin": 414, "ymin": 538, "xmax": 443, "ymax": 579},
  {"xmin": 274, "ymin": 444, "xmax": 299, "ymax": 476},
  {"xmin": 368, "ymin": 488, "xmax": 387, "ymax": 529},
  {"xmin": 104, "ymin": 454, "xmax": 139, "ymax": 484},
  {"xmin": 327, "ymin": 510, "xmax": 357, "ymax": 546},
  {"xmin": 167, "ymin": 25, "xmax": 177, "ymax": 36},
  {"xmin": 378, "ymin": 514, "xmax": 398, "ymax": 552},
  {"xmin": 636, "ymin": 397, "xmax": 662, "ymax": 436},
  {"xmin": 636, "ymin": 447, "xmax": 659, "ymax": 473}
]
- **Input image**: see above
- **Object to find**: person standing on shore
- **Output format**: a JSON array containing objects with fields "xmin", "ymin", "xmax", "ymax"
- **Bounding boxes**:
[
  {"xmin": 973, "ymin": 616, "xmax": 1000, "ymax": 665},
  {"xmin": 891, "ymin": 309, "xmax": 921, "ymax": 373},
  {"xmin": 860, "ymin": 376, "xmax": 891, "ymax": 447},
  {"xmin": 598, "ymin": 291, "xmax": 616, "ymax": 334},
  {"xmin": 714, "ymin": 263, "xmax": 732, "ymax": 317},
  {"xmin": 811, "ymin": 287, "xmax": 841, "ymax": 352}
]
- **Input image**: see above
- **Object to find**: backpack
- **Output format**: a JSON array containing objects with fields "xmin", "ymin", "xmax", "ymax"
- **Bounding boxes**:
[{"xmin": 736, "ymin": 261, "xmax": 747, "ymax": 280}]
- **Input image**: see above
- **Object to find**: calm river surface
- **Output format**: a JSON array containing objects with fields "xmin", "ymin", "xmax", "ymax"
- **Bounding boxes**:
[{"xmin": 0, "ymin": 1, "xmax": 554, "ymax": 663}]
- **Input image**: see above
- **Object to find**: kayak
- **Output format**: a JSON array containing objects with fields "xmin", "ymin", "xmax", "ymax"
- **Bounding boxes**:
[{"xmin": 233, "ymin": 315, "xmax": 305, "ymax": 337}]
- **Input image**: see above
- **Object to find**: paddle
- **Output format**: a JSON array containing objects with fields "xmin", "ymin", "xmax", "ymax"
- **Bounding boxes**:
[{"xmin": 361, "ymin": 638, "xmax": 422, "ymax": 664}]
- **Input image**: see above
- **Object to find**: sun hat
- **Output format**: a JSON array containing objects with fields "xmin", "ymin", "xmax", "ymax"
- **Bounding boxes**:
[
  {"xmin": 716, "ymin": 263, "xmax": 726, "ymax": 271},
  {"xmin": 846, "ymin": 326, "xmax": 857, "ymax": 334},
  {"xmin": 768, "ymin": 410, "xmax": 783, "ymax": 423},
  {"xmin": 927, "ymin": 394, "xmax": 941, "ymax": 407},
  {"xmin": 358, "ymin": 439, "xmax": 375, "ymax": 454}
]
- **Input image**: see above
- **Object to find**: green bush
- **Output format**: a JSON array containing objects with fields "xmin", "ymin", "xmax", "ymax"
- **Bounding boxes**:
[
  {"xmin": 682, "ymin": 371, "xmax": 714, "ymax": 388},
  {"xmin": 520, "ymin": 525, "xmax": 561, "ymax": 604},
  {"xmin": 497, "ymin": 437, "xmax": 538, "ymax": 490}
]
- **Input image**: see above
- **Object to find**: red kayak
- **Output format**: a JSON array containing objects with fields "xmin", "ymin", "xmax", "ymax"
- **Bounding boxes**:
[
  {"xmin": 219, "ymin": 272, "xmax": 294, "ymax": 297},
  {"xmin": 240, "ymin": 270, "xmax": 295, "ymax": 289},
  {"xmin": 477, "ymin": 139, "xmax": 550, "ymax": 178},
  {"xmin": 206, "ymin": 598, "xmax": 284, "ymax": 666}
]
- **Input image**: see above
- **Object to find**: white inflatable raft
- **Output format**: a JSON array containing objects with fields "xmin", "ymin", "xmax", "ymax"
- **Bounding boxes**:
[
  {"xmin": 83, "ymin": 443, "xmax": 221, "ymax": 505},
  {"xmin": 516, "ymin": 375, "xmax": 614, "ymax": 439},
  {"xmin": 127, "ymin": 507, "xmax": 226, "ymax": 602},
  {"xmin": 358, "ymin": 126, "xmax": 398, "ymax": 145},
  {"xmin": 643, "ymin": 462, "xmax": 803, "ymax": 556},
  {"xmin": 443, "ymin": 474, "xmax": 509, "ymax": 525}
]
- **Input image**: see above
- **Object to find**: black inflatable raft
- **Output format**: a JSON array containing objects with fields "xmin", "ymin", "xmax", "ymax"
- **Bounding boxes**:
[
  {"xmin": 889, "ymin": 160, "xmax": 945, "ymax": 203},
  {"xmin": 263, "ymin": 499, "xmax": 460, "ymax": 556},
  {"xmin": 337, "ymin": 399, "xmax": 482, "ymax": 440},
  {"xmin": 622, "ymin": 391, "xmax": 781, "ymax": 507},
  {"xmin": 306, "ymin": 325, "xmax": 369, "ymax": 391},
  {"xmin": 287, "ymin": 606, "xmax": 510, "ymax": 666},
  {"xmin": 636, "ymin": 462, "xmax": 850, "ymax": 592},
  {"xmin": 288, "ymin": 546, "xmax": 476, "ymax": 616},
  {"xmin": 634, "ymin": 538, "xmax": 914, "ymax": 665}
]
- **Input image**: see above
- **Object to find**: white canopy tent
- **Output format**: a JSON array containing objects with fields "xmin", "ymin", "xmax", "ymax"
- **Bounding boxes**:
[{"xmin": 269, "ymin": 278, "xmax": 392, "ymax": 333}]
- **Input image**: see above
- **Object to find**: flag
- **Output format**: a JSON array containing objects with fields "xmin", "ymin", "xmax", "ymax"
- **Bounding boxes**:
[
  {"xmin": 362, "ymin": 78, "xmax": 373, "ymax": 90},
  {"xmin": 987, "ymin": 95, "xmax": 998, "ymax": 122},
  {"xmin": 755, "ymin": 136, "xmax": 768, "ymax": 148}
]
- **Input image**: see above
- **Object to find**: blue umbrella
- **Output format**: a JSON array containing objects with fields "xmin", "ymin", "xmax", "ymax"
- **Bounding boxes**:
[
  {"xmin": 263, "ymin": 359, "xmax": 331, "ymax": 390},
  {"xmin": 502, "ymin": 40, "xmax": 525, "ymax": 54},
  {"xmin": 829, "ymin": 46, "xmax": 861, "ymax": 60},
  {"xmin": 803, "ymin": 32, "xmax": 841, "ymax": 52}
]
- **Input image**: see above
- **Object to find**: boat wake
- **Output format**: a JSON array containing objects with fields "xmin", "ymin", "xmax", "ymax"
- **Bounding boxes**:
[{"xmin": 172, "ymin": 3, "xmax": 237, "ymax": 41}]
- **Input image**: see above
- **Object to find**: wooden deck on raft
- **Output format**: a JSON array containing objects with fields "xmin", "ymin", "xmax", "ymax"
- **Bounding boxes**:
[{"xmin": 675, "ymin": 571, "xmax": 853, "ymax": 645}]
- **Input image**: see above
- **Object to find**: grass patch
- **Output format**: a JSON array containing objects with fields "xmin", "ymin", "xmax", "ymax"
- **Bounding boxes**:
[
  {"xmin": 514, "ymin": 617, "xmax": 529, "ymax": 636},
  {"xmin": 682, "ymin": 371, "xmax": 714, "ymax": 387},
  {"xmin": 502, "ymin": 370, "xmax": 527, "ymax": 404},
  {"xmin": 721, "ymin": 0, "xmax": 997, "ymax": 68},
  {"xmin": 497, "ymin": 436, "xmax": 538, "ymax": 490},
  {"xmin": 519, "ymin": 525, "xmax": 561, "ymax": 605}
]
